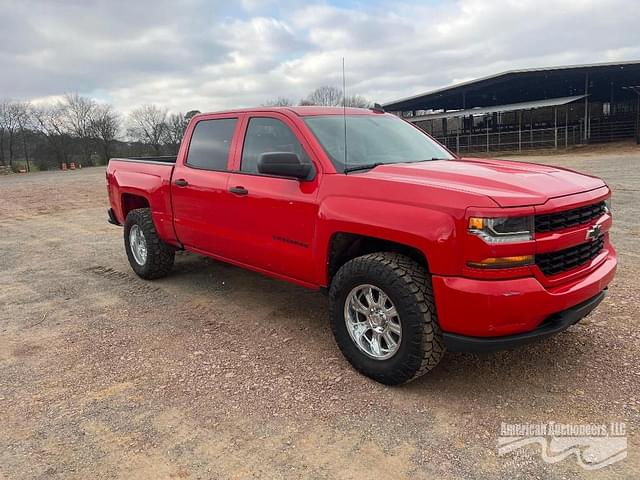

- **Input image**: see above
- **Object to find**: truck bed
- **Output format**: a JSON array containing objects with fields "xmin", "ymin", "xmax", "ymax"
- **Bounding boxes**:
[{"xmin": 106, "ymin": 156, "xmax": 177, "ymax": 241}]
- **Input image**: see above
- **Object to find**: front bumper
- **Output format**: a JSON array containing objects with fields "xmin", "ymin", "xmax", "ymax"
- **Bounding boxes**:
[
  {"xmin": 432, "ymin": 248, "xmax": 616, "ymax": 348},
  {"xmin": 443, "ymin": 291, "xmax": 605, "ymax": 352}
]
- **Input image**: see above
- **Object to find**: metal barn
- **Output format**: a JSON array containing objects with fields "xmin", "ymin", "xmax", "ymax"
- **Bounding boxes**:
[{"xmin": 383, "ymin": 61, "xmax": 640, "ymax": 154}]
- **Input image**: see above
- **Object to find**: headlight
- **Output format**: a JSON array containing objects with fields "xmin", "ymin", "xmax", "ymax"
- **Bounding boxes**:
[
  {"xmin": 468, "ymin": 216, "xmax": 534, "ymax": 243},
  {"xmin": 604, "ymin": 198, "xmax": 612, "ymax": 214}
]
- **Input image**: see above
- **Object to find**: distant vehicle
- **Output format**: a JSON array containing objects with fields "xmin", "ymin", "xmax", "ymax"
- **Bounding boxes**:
[{"xmin": 106, "ymin": 106, "xmax": 616, "ymax": 384}]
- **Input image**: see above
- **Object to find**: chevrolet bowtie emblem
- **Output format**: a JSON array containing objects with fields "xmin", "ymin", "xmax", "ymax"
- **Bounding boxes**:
[{"xmin": 586, "ymin": 224, "xmax": 602, "ymax": 241}]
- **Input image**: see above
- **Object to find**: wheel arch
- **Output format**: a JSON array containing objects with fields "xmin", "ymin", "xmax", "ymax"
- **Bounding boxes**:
[
  {"xmin": 316, "ymin": 196, "xmax": 460, "ymax": 287},
  {"xmin": 116, "ymin": 187, "xmax": 179, "ymax": 246},
  {"xmin": 121, "ymin": 193, "xmax": 150, "ymax": 218},
  {"xmin": 326, "ymin": 232, "xmax": 430, "ymax": 284}
]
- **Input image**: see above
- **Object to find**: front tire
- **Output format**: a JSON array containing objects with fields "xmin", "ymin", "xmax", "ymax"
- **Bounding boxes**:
[
  {"xmin": 329, "ymin": 252, "xmax": 445, "ymax": 385},
  {"xmin": 124, "ymin": 208, "xmax": 175, "ymax": 279}
]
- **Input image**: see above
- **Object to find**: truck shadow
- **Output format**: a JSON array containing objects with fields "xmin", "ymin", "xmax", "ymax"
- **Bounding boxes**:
[{"xmin": 166, "ymin": 251, "xmax": 602, "ymax": 398}]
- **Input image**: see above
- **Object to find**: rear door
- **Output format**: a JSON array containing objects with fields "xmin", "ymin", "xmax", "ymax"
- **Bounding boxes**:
[
  {"xmin": 225, "ymin": 113, "xmax": 322, "ymax": 283},
  {"xmin": 171, "ymin": 114, "xmax": 243, "ymax": 257}
]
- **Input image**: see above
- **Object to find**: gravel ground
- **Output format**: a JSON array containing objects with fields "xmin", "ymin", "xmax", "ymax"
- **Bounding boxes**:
[{"xmin": 1, "ymin": 145, "xmax": 639, "ymax": 479}]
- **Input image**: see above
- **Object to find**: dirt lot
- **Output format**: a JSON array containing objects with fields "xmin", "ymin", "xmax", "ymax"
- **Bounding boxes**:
[{"xmin": 1, "ymin": 145, "xmax": 639, "ymax": 479}]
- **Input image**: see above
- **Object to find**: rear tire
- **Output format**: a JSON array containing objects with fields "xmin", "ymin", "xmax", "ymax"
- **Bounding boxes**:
[
  {"xmin": 124, "ymin": 208, "xmax": 174, "ymax": 279},
  {"xmin": 329, "ymin": 252, "xmax": 445, "ymax": 385}
]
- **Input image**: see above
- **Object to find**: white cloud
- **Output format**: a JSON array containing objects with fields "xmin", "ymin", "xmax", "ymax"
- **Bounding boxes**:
[{"xmin": 1, "ymin": 0, "xmax": 639, "ymax": 114}]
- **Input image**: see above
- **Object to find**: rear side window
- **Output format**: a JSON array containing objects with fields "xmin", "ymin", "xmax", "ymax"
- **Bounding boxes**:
[
  {"xmin": 241, "ymin": 117, "xmax": 311, "ymax": 174},
  {"xmin": 186, "ymin": 118, "xmax": 237, "ymax": 170}
]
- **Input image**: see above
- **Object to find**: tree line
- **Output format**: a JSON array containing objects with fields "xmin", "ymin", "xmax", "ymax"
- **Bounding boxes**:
[
  {"xmin": 0, "ymin": 86, "xmax": 371, "ymax": 172},
  {"xmin": 0, "ymin": 95, "xmax": 199, "ymax": 172},
  {"xmin": 264, "ymin": 85, "xmax": 370, "ymax": 108}
]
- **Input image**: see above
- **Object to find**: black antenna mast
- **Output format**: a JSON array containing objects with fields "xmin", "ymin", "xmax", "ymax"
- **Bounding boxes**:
[{"xmin": 342, "ymin": 57, "xmax": 348, "ymax": 173}]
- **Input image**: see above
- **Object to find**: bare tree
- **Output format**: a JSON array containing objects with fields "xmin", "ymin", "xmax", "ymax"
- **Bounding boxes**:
[
  {"xmin": 344, "ymin": 95, "xmax": 370, "ymax": 108},
  {"xmin": 14, "ymin": 101, "xmax": 33, "ymax": 172},
  {"xmin": 63, "ymin": 93, "xmax": 96, "ymax": 165},
  {"xmin": 128, "ymin": 105, "xmax": 168, "ymax": 156},
  {"xmin": 32, "ymin": 104, "xmax": 72, "ymax": 164},
  {"xmin": 164, "ymin": 112, "xmax": 188, "ymax": 155},
  {"xmin": 90, "ymin": 104, "xmax": 120, "ymax": 163},
  {"xmin": 302, "ymin": 86, "xmax": 343, "ymax": 106},
  {"xmin": 0, "ymin": 100, "xmax": 21, "ymax": 167},
  {"xmin": 0, "ymin": 101, "xmax": 5, "ymax": 166},
  {"xmin": 263, "ymin": 97, "xmax": 294, "ymax": 107}
]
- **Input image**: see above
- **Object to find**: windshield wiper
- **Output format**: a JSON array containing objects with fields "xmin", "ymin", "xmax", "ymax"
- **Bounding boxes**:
[
  {"xmin": 343, "ymin": 158, "xmax": 450, "ymax": 173},
  {"xmin": 343, "ymin": 162, "xmax": 385, "ymax": 173}
]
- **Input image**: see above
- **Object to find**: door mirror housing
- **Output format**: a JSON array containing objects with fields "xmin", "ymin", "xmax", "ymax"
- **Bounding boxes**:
[{"xmin": 257, "ymin": 152, "xmax": 314, "ymax": 180}]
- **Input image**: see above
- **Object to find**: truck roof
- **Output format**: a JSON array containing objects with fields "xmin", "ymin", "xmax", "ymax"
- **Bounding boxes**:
[{"xmin": 193, "ymin": 106, "xmax": 384, "ymax": 119}]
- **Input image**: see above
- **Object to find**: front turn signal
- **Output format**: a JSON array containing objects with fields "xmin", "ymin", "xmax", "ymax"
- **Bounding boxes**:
[{"xmin": 467, "ymin": 255, "xmax": 534, "ymax": 269}]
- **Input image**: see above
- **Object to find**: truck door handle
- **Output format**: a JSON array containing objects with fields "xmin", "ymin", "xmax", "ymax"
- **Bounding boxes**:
[
  {"xmin": 229, "ymin": 186, "xmax": 248, "ymax": 196},
  {"xmin": 174, "ymin": 179, "xmax": 189, "ymax": 187}
]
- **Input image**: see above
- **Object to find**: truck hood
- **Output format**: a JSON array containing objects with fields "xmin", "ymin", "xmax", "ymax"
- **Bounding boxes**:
[{"xmin": 364, "ymin": 158, "xmax": 606, "ymax": 207}]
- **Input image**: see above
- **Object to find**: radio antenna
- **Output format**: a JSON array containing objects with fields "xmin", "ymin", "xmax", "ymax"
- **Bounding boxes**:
[{"xmin": 342, "ymin": 57, "xmax": 348, "ymax": 173}]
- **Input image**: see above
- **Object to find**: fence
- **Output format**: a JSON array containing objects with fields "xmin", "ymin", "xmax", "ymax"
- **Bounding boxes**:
[
  {"xmin": 590, "ymin": 118, "xmax": 638, "ymax": 143},
  {"xmin": 431, "ymin": 125, "xmax": 582, "ymax": 154},
  {"xmin": 418, "ymin": 113, "xmax": 638, "ymax": 154}
]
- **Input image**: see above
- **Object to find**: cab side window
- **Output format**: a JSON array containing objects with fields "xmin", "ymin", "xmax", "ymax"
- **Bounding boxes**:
[
  {"xmin": 241, "ymin": 117, "xmax": 312, "ymax": 174},
  {"xmin": 186, "ymin": 118, "xmax": 237, "ymax": 170}
]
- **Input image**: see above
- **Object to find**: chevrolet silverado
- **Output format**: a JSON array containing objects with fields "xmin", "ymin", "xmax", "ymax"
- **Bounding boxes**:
[{"xmin": 106, "ymin": 107, "xmax": 616, "ymax": 385}]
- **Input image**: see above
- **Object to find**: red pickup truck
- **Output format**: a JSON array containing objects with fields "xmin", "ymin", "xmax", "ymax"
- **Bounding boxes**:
[{"xmin": 106, "ymin": 106, "xmax": 616, "ymax": 385}]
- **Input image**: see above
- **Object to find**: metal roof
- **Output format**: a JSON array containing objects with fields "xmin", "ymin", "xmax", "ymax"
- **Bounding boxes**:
[
  {"xmin": 383, "ymin": 60, "xmax": 640, "ymax": 112},
  {"xmin": 407, "ymin": 95, "xmax": 587, "ymax": 122}
]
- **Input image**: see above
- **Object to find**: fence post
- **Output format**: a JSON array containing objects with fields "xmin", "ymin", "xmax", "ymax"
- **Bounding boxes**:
[
  {"xmin": 565, "ymin": 106, "xmax": 569, "ymax": 149},
  {"xmin": 579, "ymin": 119, "xmax": 582, "ymax": 143},
  {"xmin": 554, "ymin": 106, "xmax": 558, "ymax": 149},
  {"xmin": 529, "ymin": 109, "xmax": 533, "ymax": 148},
  {"xmin": 518, "ymin": 111, "xmax": 522, "ymax": 152},
  {"xmin": 456, "ymin": 131, "xmax": 460, "ymax": 154},
  {"xmin": 486, "ymin": 126, "xmax": 489, "ymax": 153},
  {"xmin": 519, "ymin": 128, "xmax": 522, "ymax": 152},
  {"xmin": 583, "ymin": 73, "xmax": 589, "ymax": 142}
]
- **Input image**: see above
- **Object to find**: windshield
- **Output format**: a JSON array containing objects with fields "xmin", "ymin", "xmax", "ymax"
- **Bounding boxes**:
[{"xmin": 304, "ymin": 114, "xmax": 454, "ymax": 172}]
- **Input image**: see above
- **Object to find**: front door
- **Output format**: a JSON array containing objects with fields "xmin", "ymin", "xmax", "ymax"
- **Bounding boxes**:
[{"xmin": 226, "ymin": 115, "xmax": 321, "ymax": 283}]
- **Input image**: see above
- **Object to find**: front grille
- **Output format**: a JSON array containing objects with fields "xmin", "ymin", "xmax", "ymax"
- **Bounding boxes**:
[
  {"xmin": 535, "ymin": 236, "xmax": 605, "ymax": 276},
  {"xmin": 535, "ymin": 201, "xmax": 606, "ymax": 233}
]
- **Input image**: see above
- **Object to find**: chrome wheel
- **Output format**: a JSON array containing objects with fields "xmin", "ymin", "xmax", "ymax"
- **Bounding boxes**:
[
  {"xmin": 344, "ymin": 284, "xmax": 402, "ymax": 360},
  {"xmin": 129, "ymin": 224, "xmax": 147, "ymax": 266}
]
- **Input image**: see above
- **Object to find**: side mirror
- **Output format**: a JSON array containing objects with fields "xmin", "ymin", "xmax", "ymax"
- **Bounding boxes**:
[{"xmin": 257, "ymin": 152, "xmax": 313, "ymax": 180}]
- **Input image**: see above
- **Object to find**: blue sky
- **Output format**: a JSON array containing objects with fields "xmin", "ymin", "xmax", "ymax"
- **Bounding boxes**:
[{"xmin": 1, "ymin": 0, "xmax": 639, "ymax": 113}]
